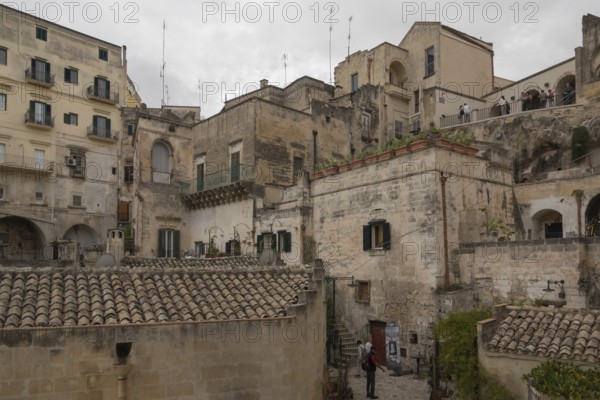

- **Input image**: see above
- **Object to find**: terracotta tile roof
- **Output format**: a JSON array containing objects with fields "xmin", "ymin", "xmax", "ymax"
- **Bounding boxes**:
[
  {"xmin": 0, "ymin": 266, "xmax": 311, "ymax": 329},
  {"xmin": 121, "ymin": 256, "xmax": 261, "ymax": 270},
  {"xmin": 485, "ymin": 309, "xmax": 600, "ymax": 363}
]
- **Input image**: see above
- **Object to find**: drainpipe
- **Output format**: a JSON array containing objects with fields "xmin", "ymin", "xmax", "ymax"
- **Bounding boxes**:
[
  {"xmin": 312, "ymin": 130, "xmax": 318, "ymax": 169},
  {"xmin": 440, "ymin": 173, "xmax": 450, "ymax": 288},
  {"xmin": 114, "ymin": 364, "xmax": 131, "ymax": 400}
]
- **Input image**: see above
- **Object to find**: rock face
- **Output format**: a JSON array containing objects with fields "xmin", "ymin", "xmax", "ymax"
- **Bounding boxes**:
[{"xmin": 448, "ymin": 106, "xmax": 600, "ymax": 182}]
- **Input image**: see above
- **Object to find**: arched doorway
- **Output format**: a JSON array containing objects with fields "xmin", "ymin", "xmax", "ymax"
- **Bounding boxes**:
[
  {"xmin": 532, "ymin": 209, "xmax": 563, "ymax": 239},
  {"xmin": 388, "ymin": 61, "xmax": 408, "ymax": 86},
  {"xmin": 0, "ymin": 216, "xmax": 45, "ymax": 260},
  {"xmin": 585, "ymin": 194, "xmax": 600, "ymax": 236},
  {"xmin": 555, "ymin": 75, "xmax": 576, "ymax": 106}
]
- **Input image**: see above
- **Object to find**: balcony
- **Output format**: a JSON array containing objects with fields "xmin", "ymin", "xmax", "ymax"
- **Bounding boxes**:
[
  {"xmin": 25, "ymin": 68, "xmax": 55, "ymax": 87},
  {"xmin": 87, "ymin": 126, "xmax": 119, "ymax": 142},
  {"xmin": 384, "ymin": 83, "xmax": 412, "ymax": 102},
  {"xmin": 25, "ymin": 112, "xmax": 54, "ymax": 129},
  {"xmin": 0, "ymin": 153, "xmax": 54, "ymax": 174},
  {"xmin": 86, "ymin": 86, "xmax": 119, "ymax": 105},
  {"xmin": 181, "ymin": 164, "xmax": 255, "ymax": 195}
]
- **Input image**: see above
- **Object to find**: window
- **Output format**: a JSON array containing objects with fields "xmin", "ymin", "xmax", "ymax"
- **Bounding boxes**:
[
  {"xmin": 99, "ymin": 48, "xmax": 108, "ymax": 61},
  {"xmin": 118, "ymin": 200, "xmax": 130, "ymax": 222},
  {"xmin": 363, "ymin": 220, "xmax": 391, "ymax": 251},
  {"xmin": 230, "ymin": 151, "xmax": 240, "ymax": 183},
  {"xmin": 93, "ymin": 77, "xmax": 110, "ymax": 99},
  {"xmin": 256, "ymin": 233, "xmax": 276, "ymax": 253},
  {"xmin": 293, "ymin": 157, "xmax": 303, "ymax": 181},
  {"xmin": 360, "ymin": 113, "xmax": 371, "ymax": 137},
  {"xmin": 36, "ymin": 26, "xmax": 47, "ymax": 41},
  {"xmin": 410, "ymin": 333, "xmax": 419, "ymax": 344},
  {"xmin": 64, "ymin": 68, "xmax": 78, "ymax": 84},
  {"xmin": 0, "ymin": 93, "xmax": 5, "ymax": 111},
  {"xmin": 277, "ymin": 231, "xmax": 292, "ymax": 253},
  {"xmin": 411, "ymin": 119, "xmax": 421, "ymax": 133},
  {"xmin": 63, "ymin": 113, "xmax": 78, "ymax": 125},
  {"xmin": 30, "ymin": 59, "xmax": 51, "ymax": 84},
  {"xmin": 414, "ymin": 90, "xmax": 420, "ymax": 113},
  {"xmin": 35, "ymin": 192, "xmax": 44, "ymax": 203},
  {"xmin": 400, "ymin": 348, "xmax": 407, "ymax": 358},
  {"xmin": 196, "ymin": 163, "xmax": 204, "ymax": 192},
  {"xmin": 124, "ymin": 164, "xmax": 134, "ymax": 183},
  {"xmin": 356, "ymin": 281, "xmax": 370, "ymax": 303},
  {"xmin": 425, "ymin": 47, "xmax": 435, "ymax": 76},
  {"xmin": 225, "ymin": 240, "xmax": 241, "ymax": 256},
  {"xmin": 92, "ymin": 115, "xmax": 111, "ymax": 137},
  {"xmin": 152, "ymin": 142, "xmax": 171, "ymax": 184},
  {"xmin": 34, "ymin": 149, "xmax": 45, "ymax": 167},
  {"xmin": 0, "ymin": 186, "xmax": 4, "ymax": 200},
  {"xmin": 69, "ymin": 151, "xmax": 85, "ymax": 179},
  {"xmin": 394, "ymin": 120, "xmax": 403, "ymax": 138},
  {"xmin": 127, "ymin": 123, "xmax": 135, "ymax": 136},
  {"xmin": 351, "ymin": 73, "xmax": 359, "ymax": 92},
  {"xmin": 72, "ymin": 195, "xmax": 82, "ymax": 207},
  {"xmin": 28, "ymin": 101, "xmax": 52, "ymax": 126},
  {"xmin": 0, "ymin": 143, "xmax": 4, "ymax": 163},
  {"xmin": 157, "ymin": 229, "xmax": 180, "ymax": 258},
  {"xmin": 0, "ymin": 48, "xmax": 6, "ymax": 65},
  {"xmin": 195, "ymin": 241, "xmax": 205, "ymax": 257}
]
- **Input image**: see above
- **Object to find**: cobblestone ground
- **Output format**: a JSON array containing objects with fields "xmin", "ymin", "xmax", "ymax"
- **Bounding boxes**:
[{"xmin": 348, "ymin": 370, "xmax": 431, "ymax": 399}]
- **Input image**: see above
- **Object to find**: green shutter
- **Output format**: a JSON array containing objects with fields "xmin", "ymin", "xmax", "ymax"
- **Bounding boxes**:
[
  {"xmin": 257, "ymin": 234, "xmax": 264, "ymax": 253},
  {"xmin": 158, "ymin": 229, "xmax": 164, "ymax": 258},
  {"xmin": 383, "ymin": 222, "xmax": 391, "ymax": 250},
  {"xmin": 363, "ymin": 225, "xmax": 371, "ymax": 251},
  {"xmin": 106, "ymin": 118, "xmax": 111, "ymax": 136},
  {"xmin": 234, "ymin": 240, "xmax": 241, "ymax": 256},
  {"xmin": 284, "ymin": 232, "xmax": 292, "ymax": 253},
  {"xmin": 226, "ymin": 240, "xmax": 232, "ymax": 255},
  {"xmin": 173, "ymin": 230, "xmax": 180, "ymax": 259},
  {"xmin": 45, "ymin": 62, "xmax": 50, "ymax": 75},
  {"xmin": 271, "ymin": 234, "xmax": 277, "ymax": 249},
  {"xmin": 94, "ymin": 77, "xmax": 98, "ymax": 96}
]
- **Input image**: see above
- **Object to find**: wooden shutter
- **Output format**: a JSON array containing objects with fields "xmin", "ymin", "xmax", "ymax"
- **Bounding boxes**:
[
  {"xmin": 173, "ymin": 230, "xmax": 180, "ymax": 259},
  {"xmin": 363, "ymin": 225, "xmax": 371, "ymax": 251},
  {"xmin": 284, "ymin": 232, "xmax": 292, "ymax": 253},
  {"xmin": 158, "ymin": 229, "xmax": 164, "ymax": 258},
  {"xmin": 383, "ymin": 222, "xmax": 391, "ymax": 250},
  {"xmin": 257, "ymin": 234, "xmax": 264, "ymax": 253}
]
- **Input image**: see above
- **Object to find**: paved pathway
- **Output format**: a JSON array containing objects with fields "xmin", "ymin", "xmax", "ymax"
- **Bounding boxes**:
[{"xmin": 348, "ymin": 371, "xmax": 431, "ymax": 399}]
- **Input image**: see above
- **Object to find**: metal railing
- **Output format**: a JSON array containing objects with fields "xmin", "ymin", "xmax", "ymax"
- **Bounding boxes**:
[
  {"xmin": 87, "ymin": 126, "xmax": 119, "ymax": 140},
  {"xmin": 24, "ymin": 111, "xmax": 54, "ymax": 127},
  {"xmin": 440, "ymin": 92, "xmax": 577, "ymax": 129},
  {"xmin": 181, "ymin": 164, "xmax": 255, "ymax": 195},
  {"xmin": 0, "ymin": 153, "xmax": 54, "ymax": 171},
  {"xmin": 86, "ymin": 85, "xmax": 120, "ymax": 103},
  {"xmin": 25, "ymin": 68, "xmax": 55, "ymax": 86}
]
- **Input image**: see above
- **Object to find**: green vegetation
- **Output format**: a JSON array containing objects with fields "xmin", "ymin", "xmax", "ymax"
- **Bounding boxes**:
[
  {"xmin": 441, "ymin": 130, "xmax": 476, "ymax": 145},
  {"xmin": 434, "ymin": 309, "xmax": 514, "ymax": 400},
  {"xmin": 480, "ymin": 207, "xmax": 514, "ymax": 241},
  {"xmin": 523, "ymin": 359, "xmax": 600, "ymax": 400},
  {"xmin": 572, "ymin": 126, "xmax": 590, "ymax": 161}
]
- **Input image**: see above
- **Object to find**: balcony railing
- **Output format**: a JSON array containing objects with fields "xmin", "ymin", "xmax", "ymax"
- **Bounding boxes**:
[
  {"xmin": 384, "ymin": 83, "xmax": 412, "ymax": 102},
  {"xmin": 440, "ymin": 92, "xmax": 578, "ymax": 129},
  {"xmin": 25, "ymin": 112, "xmax": 54, "ymax": 128},
  {"xmin": 0, "ymin": 153, "xmax": 54, "ymax": 173},
  {"xmin": 87, "ymin": 126, "xmax": 119, "ymax": 141},
  {"xmin": 86, "ymin": 86, "xmax": 120, "ymax": 104},
  {"xmin": 181, "ymin": 164, "xmax": 255, "ymax": 195},
  {"xmin": 25, "ymin": 68, "xmax": 55, "ymax": 87}
]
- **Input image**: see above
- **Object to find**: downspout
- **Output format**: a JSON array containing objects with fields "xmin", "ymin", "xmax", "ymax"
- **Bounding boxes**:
[
  {"xmin": 440, "ymin": 173, "xmax": 449, "ymax": 288},
  {"xmin": 115, "ymin": 364, "xmax": 131, "ymax": 400},
  {"xmin": 312, "ymin": 130, "xmax": 318, "ymax": 168},
  {"xmin": 573, "ymin": 190, "xmax": 583, "ymax": 236}
]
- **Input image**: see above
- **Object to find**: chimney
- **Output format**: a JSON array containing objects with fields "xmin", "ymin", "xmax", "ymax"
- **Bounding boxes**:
[{"xmin": 260, "ymin": 79, "xmax": 269, "ymax": 89}]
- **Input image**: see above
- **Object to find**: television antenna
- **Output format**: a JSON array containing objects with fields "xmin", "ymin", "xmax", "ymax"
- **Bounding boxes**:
[
  {"xmin": 283, "ymin": 53, "xmax": 288, "ymax": 87},
  {"xmin": 160, "ymin": 20, "xmax": 167, "ymax": 107},
  {"xmin": 348, "ymin": 16, "xmax": 353, "ymax": 56},
  {"xmin": 328, "ymin": 6, "xmax": 333, "ymax": 85}
]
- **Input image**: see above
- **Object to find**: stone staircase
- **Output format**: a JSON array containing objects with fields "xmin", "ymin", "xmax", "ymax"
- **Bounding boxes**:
[{"xmin": 333, "ymin": 323, "xmax": 358, "ymax": 370}]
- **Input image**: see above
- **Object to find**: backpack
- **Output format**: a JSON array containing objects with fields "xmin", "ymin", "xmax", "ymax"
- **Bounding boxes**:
[{"xmin": 361, "ymin": 351, "xmax": 372, "ymax": 371}]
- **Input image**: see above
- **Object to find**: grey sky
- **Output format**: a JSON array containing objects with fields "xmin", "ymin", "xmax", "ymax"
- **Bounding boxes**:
[{"xmin": 5, "ymin": 1, "xmax": 598, "ymax": 117}]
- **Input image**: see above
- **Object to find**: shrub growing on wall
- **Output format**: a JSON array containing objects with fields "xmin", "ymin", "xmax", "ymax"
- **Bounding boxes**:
[
  {"xmin": 572, "ymin": 126, "xmax": 590, "ymax": 161},
  {"xmin": 523, "ymin": 359, "xmax": 600, "ymax": 400}
]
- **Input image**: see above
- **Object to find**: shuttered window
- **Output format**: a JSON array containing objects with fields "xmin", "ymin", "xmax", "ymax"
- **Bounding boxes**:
[
  {"xmin": 363, "ymin": 220, "xmax": 391, "ymax": 251},
  {"xmin": 152, "ymin": 142, "xmax": 170, "ymax": 183}
]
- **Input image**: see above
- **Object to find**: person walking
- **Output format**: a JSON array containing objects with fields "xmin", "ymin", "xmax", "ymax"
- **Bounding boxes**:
[
  {"xmin": 547, "ymin": 89, "xmax": 554, "ymax": 107},
  {"xmin": 463, "ymin": 103, "xmax": 471, "ymax": 123},
  {"xmin": 497, "ymin": 96, "xmax": 507, "ymax": 116},
  {"xmin": 356, "ymin": 340, "xmax": 367, "ymax": 377},
  {"xmin": 366, "ymin": 345, "xmax": 385, "ymax": 399}
]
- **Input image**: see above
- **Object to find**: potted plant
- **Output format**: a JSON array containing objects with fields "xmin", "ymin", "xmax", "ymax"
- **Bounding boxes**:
[
  {"xmin": 337, "ymin": 156, "xmax": 351, "ymax": 173},
  {"xmin": 324, "ymin": 160, "xmax": 338, "ymax": 176},
  {"xmin": 311, "ymin": 163, "xmax": 326, "ymax": 180},
  {"xmin": 378, "ymin": 144, "xmax": 394, "ymax": 161},
  {"xmin": 206, "ymin": 236, "xmax": 219, "ymax": 257},
  {"xmin": 364, "ymin": 148, "xmax": 378, "ymax": 164},
  {"xmin": 351, "ymin": 153, "xmax": 365, "ymax": 169}
]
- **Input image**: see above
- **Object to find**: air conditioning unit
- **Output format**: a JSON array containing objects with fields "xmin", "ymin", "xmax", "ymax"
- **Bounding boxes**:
[{"xmin": 66, "ymin": 158, "xmax": 77, "ymax": 167}]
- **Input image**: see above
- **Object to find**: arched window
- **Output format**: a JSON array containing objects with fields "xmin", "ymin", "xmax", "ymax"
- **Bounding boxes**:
[{"xmin": 152, "ymin": 142, "xmax": 170, "ymax": 183}]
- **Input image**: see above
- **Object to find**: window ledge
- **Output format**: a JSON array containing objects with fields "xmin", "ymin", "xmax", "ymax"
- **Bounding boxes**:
[
  {"xmin": 423, "ymin": 72, "xmax": 435, "ymax": 79},
  {"xmin": 30, "ymin": 202, "xmax": 48, "ymax": 207},
  {"xmin": 367, "ymin": 249, "xmax": 386, "ymax": 256},
  {"xmin": 68, "ymin": 205, "xmax": 86, "ymax": 210}
]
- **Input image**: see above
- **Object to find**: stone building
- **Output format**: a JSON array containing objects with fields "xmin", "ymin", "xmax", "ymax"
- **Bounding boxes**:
[
  {"xmin": 0, "ymin": 259, "xmax": 326, "ymax": 399},
  {"xmin": 0, "ymin": 4, "xmax": 135, "ymax": 263}
]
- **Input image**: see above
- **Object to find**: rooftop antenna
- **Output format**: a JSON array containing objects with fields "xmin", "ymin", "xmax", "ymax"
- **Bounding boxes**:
[
  {"xmin": 283, "ymin": 53, "xmax": 288, "ymax": 87},
  {"xmin": 348, "ymin": 16, "xmax": 352, "ymax": 57},
  {"xmin": 160, "ymin": 20, "xmax": 166, "ymax": 107},
  {"xmin": 328, "ymin": 6, "xmax": 333, "ymax": 85}
]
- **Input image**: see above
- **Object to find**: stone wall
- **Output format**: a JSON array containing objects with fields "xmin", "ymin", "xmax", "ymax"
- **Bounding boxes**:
[
  {"xmin": 457, "ymin": 238, "xmax": 600, "ymax": 310},
  {"xmin": 0, "ymin": 271, "xmax": 326, "ymax": 400}
]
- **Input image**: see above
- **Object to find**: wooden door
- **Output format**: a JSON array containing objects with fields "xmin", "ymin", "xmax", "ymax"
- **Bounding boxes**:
[{"xmin": 370, "ymin": 321, "xmax": 387, "ymax": 365}]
